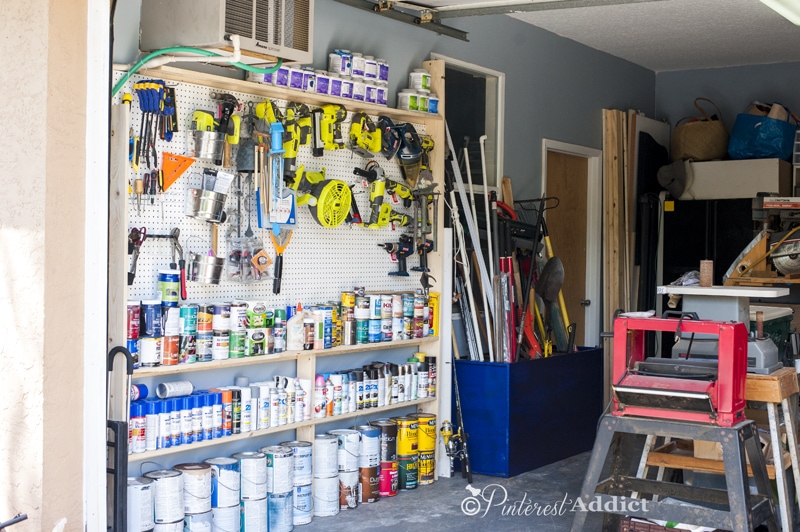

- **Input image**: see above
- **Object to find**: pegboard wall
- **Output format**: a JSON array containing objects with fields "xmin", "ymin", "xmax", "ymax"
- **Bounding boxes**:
[{"xmin": 115, "ymin": 71, "xmax": 435, "ymax": 308}]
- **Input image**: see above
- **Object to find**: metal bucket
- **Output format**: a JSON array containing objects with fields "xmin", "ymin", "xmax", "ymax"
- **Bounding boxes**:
[
  {"xmin": 185, "ymin": 188, "xmax": 226, "ymax": 223},
  {"xmin": 187, "ymin": 130, "xmax": 225, "ymax": 161},
  {"xmin": 187, "ymin": 253, "xmax": 225, "ymax": 285}
]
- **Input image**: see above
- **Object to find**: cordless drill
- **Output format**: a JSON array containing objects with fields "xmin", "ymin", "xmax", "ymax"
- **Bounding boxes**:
[
  {"xmin": 379, "ymin": 234, "xmax": 414, "ymax": 276},
  {"xmin": 353, "ymin": 161, "xmax": 391, "ymax": 228},
  {"xmin": 411, "ymin": 238, "xmax": 434, "ymax": 272},
  {"xmin": 282, "ymin": 103, "xmax": 311, "ymax": 183}
]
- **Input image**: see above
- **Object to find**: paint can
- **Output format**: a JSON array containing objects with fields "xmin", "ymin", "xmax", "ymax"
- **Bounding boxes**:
[
  {"xmin": 230, "ymin": 301, "xmax": 248, "ymax": 331},
  {"xmin": 211, "ymin": 504, "xmax": 239, "ymax": 531},
  {"xmin": 203, "ymin": 457, "xmax": 240, "ymax": 508},
  {"xmin": 127, "ymin": 477, "xmax": 155, "ymax": 532},
  {"xmin": 341, "ymin": 291, "xmax": 355, "ymax": 308},
  {"xmin": 397, "ymin": 89, "xmax": 419, "ymax": 112},
  {"xmin": 141, "ymin": 300, "xmax": 162, "ymax": 337},
  {"xmin": 228, "ymin": 330, "xmax": 246, "ymax": 358},
  {"xmin": 246, "ymin": 301, "xmax": 268, "ymax": 328},
  {"xmin": 343, "ymin": 319, "xmax": 356, "ymax": 346},
  {"xmin": 403, "ymin": 317, "xmax": 414, "ymax": 341},
  {"xmin": 379, "ymin": 294, "xmax": 392, "ymax": 319},
  {"xmin": 292, "ymin": 484, "xmax": 313, "ymax": 526},
  {"xmin": 178, "ymin": 303, "xmax": 198, "ymax": 335},
  {"xmin": 173, "ymin": 463, "xmax": 211, "ymax": 515},
  {"xmin": 313, "ymin": 433, "xmax": 339, "ymax": 478},
  {"xmin": 197, "ymin": 304, "xmax": 213, "ymax": 332},
  {"xmin": 127, "ymin": 338, "xmax": 140, "ymax": 368},
  {"xmin": 212, "ymin": 304, "xmax": 231, "ymax": 331},
  {"xmin": 139, "ymin": 337, "xmax": 162, "ymax": 367},
  {"xmin": 353, "ymin": 296, "xmax": 370, "ymax": 320},
  {"xmin": 418, "ymin": 451, "xmax": 435, "ymax": 485},
  {"xmin": 196, "ymin": 332, "xmax": 213, "ymax": 362},
  {"xmin": 328, "ymin": 429, "xmax": 360, "ymax": 472},
  {"xmin": 355, "ymin": 319, "xmax": 369, "ymax": 344},
  {"xmin": 378, "ymin": 460, "xmax": 398, "ymax": 497},
  {"xmin": 144, "ymin": 469, "xmax": 184, "ymax": 524},
  {"xmin": 182, "ymin": 510, "xmax": 212, "ymax": 531},
  {"xmin": 338, "ymin": 470, "xmax": 359, "ymax": 510},
  {"xmin": 380, "ymin": 318, "xmax": 392, "ymax": 342},
  {"xmin": 352, "ymin": 425, "xmax": 380, "ymax": 468},
  {"xmin": 391, "ymin": 416, "xmax": 419, "ymax": 454},
  {"xmin": 152, "ymin": 521, "xmax": 183, "ymax": 531},
  {"xmin": 369, "ymin": 419, "xmax": 397, "ymax": 462},
  {"xmin": 127, "ymin": 301, "xmax": 141, "ymax": 339},
  {"xmin": 367, "ymin": 319, "xmax": 381, "ymax": 343},
  {"xmin": 240, "ymin": 497, "xmax": 267, "ymax": 532},
  {"xmin": 313, "ymin": 475, "xmax": 340, "ymax": 517},
  {"xmin": 279, "ymin": 440, "xmax": 312, "ymax": 486},
  {"xmin": 178, "ymin": 334, "xmax": 196, "ymax": 364},
  {"xmin": 267, "ymin": 492, "xmax": 293, "ymax": 532},
  {"xmin": 358, "ymin": 466, "xmax": 380, "ymax": 503},
  {"xmin": 162, "ymin": 306, "xmax": 181, "ymax": 336},
  {"xmin": 411, "ymin": 412, "xmax": 437, "ymax": 452},
  {"xmin": 259, "ymin": 445, "xmax": 294, "ymax": 494},
  {"xmin": 368, "ymin": 294, "xmax": 382, "ymax": 319},
  {"xmin": 409, "ymin": 68, "xmax": 431, "ymax": 91},
  {"xmin": 233, "ymin": 451, "xmax": 267, "ymax": 500},
  {"xmin": 162, "ymin": 335, "xmax": 179, "ymax": 365},
  {"xmin": 211, "ymin": 331, "xmax": 229, "ymax": 360},
  {"xmin": 158, "ymin": 270, "xmax": 181, "ymax": 305},
  {"xmin": 398, "ymin": 454, "xmax": 418, "ymax": 490},
  {"xmin": 392, "ymin": 317, "xmax": 404, "ymax": 341},
  {"xmin": 245, "ymin": 328, "xmax": 267, "ymax": 356}
]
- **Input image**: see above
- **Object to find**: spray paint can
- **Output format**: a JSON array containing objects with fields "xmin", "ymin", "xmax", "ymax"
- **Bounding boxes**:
[{"xmin": 129, "ymin": 401, "xmax": 146, "ymax": 454}]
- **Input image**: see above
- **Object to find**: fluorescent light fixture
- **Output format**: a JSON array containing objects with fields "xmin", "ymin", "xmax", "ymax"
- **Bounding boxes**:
[{"xmin": 760, "ymin": 0, "xmax": 800, "ymax": 25}]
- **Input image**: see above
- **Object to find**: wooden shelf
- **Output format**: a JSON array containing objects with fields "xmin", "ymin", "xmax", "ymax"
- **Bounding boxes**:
[
  {"xmin": 133, "ymin": 336, "xmax": 439, "ymax": 377},
  {"xmin": 128, "ymin": 396, "xmax": 436, "ymax": 462}
]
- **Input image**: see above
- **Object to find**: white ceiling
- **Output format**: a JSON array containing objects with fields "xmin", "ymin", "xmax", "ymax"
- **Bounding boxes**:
[{"xmin": 422, "ymin": 0, "xmax": 800, "ymax": 72}]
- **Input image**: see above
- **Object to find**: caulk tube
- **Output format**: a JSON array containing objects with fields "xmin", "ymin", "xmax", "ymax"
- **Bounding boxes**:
[{"xmin": 156, "ymin": 380, "xmax": 194, "ymax": 399}]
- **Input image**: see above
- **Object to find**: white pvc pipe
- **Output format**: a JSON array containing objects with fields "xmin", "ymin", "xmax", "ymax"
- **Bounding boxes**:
[
  {"xmin": 479, "ymin": 135, "xmax": 494, "ymax": 283},
  {"xmin": 113, "ymin": 35, "xmax": 243, "ymax": 72}
]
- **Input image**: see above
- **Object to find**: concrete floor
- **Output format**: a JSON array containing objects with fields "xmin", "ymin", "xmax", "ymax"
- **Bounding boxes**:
[{"xmin": 299, "ymin": 451, "xmax": 603, "ymax": 531}]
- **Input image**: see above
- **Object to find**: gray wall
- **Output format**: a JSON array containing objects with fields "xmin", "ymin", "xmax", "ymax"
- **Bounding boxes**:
[
  {"xmin": 655, "ymin": 62, "xmax": 800, "ymax": 138},
  {"xmin": 114, "ymin": 0, "xmax": 656, "ymax": 199}
]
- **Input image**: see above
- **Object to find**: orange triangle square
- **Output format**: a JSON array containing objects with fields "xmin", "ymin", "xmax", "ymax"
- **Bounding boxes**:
[{"xmin": 161, "ymin": 152, "xmax": 195, "ymax": 191}]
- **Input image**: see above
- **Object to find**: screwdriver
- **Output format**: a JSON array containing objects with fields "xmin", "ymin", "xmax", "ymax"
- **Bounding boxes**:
[
  {"xmin": 134, "ymin": 176, "xmax": 144, "ymax": 215},
  {"xmin": 148, "ymin": 171, "xmax": 157, "ymax": 205}
]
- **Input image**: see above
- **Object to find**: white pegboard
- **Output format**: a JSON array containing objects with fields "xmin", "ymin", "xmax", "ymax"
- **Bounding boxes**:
[{"xmin": 116, "ymin": 72, "xmax": 432, "ymax": 308}]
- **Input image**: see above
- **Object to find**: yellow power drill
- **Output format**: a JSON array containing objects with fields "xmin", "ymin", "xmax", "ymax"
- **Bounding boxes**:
[
  {"xmin": 282, "ymin": 102, "xmax": 311, "ymax": 184},
  {"xmin": 312, "ymin": 103, "xmax": 347, "ymax": 156},
  {"xmin": 353, "ymin": 160, "xmax": 391, "ymax": 228}
]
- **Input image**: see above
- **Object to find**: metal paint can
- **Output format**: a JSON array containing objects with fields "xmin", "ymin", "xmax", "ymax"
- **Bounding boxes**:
[
  {"xmin": 127, "ymin": 338, "xmax": 140, "ymax": 368},
  {"xmin": 352, "ymin": 425, "xmax": 380, "ymax": 468},
  {"xmin": 418, "ymin": 451, "xmax": 435, "ymax": 484},
  {"xmin": 240, "ymin": 497, "xmax": 267, "ymax": 532},
  {"xmin": 228, "ymin": 330, "xmax": 246, "ymax": 358},
  {"xmin": 403, "ymin": 317, "xmax": 414, "ymax": 340},
  {"xmin": 368, "ymin": 295, "xmax": 382, "ymax": 319},
  {"xmin": 233, "ymin": 451, "xmax": 267, "ymax": 500},
  {"xmin": 267, "ymin": 491, "xmax": 293, "ymax": 532},
  {"xmin": 179, "ymin": 334, "xmax": 196, "ymax": 364},
  {"xmin": 212, "ymin": 505, "xmax": 239, "ymax": 531},
  {"xmin": 338, "ymin": 470, "xmax": 359, "ymax": 510},
  {"xmin": 391, "ymin": 294, "xmax": 403, "ymax": 318},
  {"xmin": 152, "ymin": 521, "xmax": 183, "ymax": 531},
  {"xmin": 411, "ymin": 412, "xmax": 437, "ymax": 452},
  {"xmin": 367, "ymin": 319, "xmax": 381, "ymax": 343},
  {"xmin": 343, "ymin": 320, "xmax": 356, "ymax": 346},
  {"xmin": 141, "ymin": 300, "xmax": 163, "ymax": 337},
  {"xmin": 402, "ymin": 293, "xmax": 414, "ymax": 317},
  {"xmin": 369, "ymin": 420, "xmax": 397, "ymax": 462},
  {"xmin": 313, "ymin": 433, "xmax": 339, "ymax": 478},
  {"xmin": 196, "ymin": 332, "xmax": 213, "ymax": 362},
  {"xmin": 414, "ymin": 316, "xmax": 425, "ymax": 338},
  {"xmin": 211, "ymin": 331, "xmax": 229, "ymax": 360},
  {"xmin": 398, "ymin": 454, "xmax": 418, "ymax": 490},
  {"xmin": 162, "ymin": 306, "xmax": 181, "ymax": 336},
  {"xmin": 292, "ymin": 484, "xmax": 313, "ymax": 525},
  {"xmin": 378, "ymin": 460, "xmax": 398, "ymax": 497},
  {"xmin": 139, "ymin": 336, "xmax": 162, "ymax": 367},
  {"xmin": 358, "ymin": 466, "xmax": 380, "ymax": 503},
  {"xmin": 143, "ymin": 469, "xmax": 184, "ymax": 524},
  {"xmin": 259, "ymin": 445, "xmax": 294, "ymax": 494},
  {"xmin": 178, "ymin": 304, "xmax": 198, "ymax": 335},
  {"xmin": 173, "ymin": 463, "xmax": 211, "ymax": 514},
  {"xmin": 127, "ymin": 477, "xmax": 155, "ymax": 532},
  {"xmin": 391, "ymin": 416, "xmax": 419, "ymax": 455},
  {"xmin": 158, "ymin": 270, "xmax": 181, "ymax": 306},
  {"xmin": 341, "ymin": 291, "xmax": 355, "ymax": 308},
  {"xmin": 230, "ymin": 301, "xmax": 248, "ymax": 331},
  {"xmin": 161, "ymin": 335, "xmax": 179, "ymax": 365},
  {"xmin": 203, "ymin": 457, "xmax": 240, "ymax": 508},
  {"xmin": 392, "ymin": 317, "xmax": 404, "ymax": 341},
  {"xmin": 183, "ymin": 510, "xmax": 212, "ymax": 531},
  {"xmin": 245, "ymin": 301, "xmax": 267, "ymax": 328},
  {"xmin": 127, "ymin": 301, "xmax": 141, "ymax": 339},
  {"xmin": 355, "ymin": 320, "xmax": 369, "ymax": 344},
  {"xmin": 197, "ymin": 304, "xmax": 213, "ymax": 332},
  {"xmin": 280, "ymin": 440, "xmax": 312, "ymax": 486},
  {"xmin": 211, "ymin": 304, "xmax": 231, "ymax": 331},
  {"xmin": 380, "ymin": 318, "xmax": 393, "ymax": 342},
  {"xmin": 313, "ymin": 475, "xmax": 340, "ymax": 517},
  {"xmin": 328, "ymin": 429, "xmax": 360, "ymax": 472},
  {"xmin": 379, "ymin": 294, "xmax": 392, "ymax": 319},
  {"xmin": 353, "ymin": 296, "xmax": 370, "ymax": 320},
  {"xmin": 246, "ymin": 328, "xmax": 267, "ymax": 356}
]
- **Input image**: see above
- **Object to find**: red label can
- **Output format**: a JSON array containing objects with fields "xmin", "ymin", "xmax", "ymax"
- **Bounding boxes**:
[
  {"xmin": 127, "ymin": 301, "xmax": 140, "ymax": 339},
  {"xmin": 379, "ymin": 461, "xmax": 398, "ymax": 497},
  {"xmin": 162, "ymin": 335, "xmax": 179, "ymax": 365}
]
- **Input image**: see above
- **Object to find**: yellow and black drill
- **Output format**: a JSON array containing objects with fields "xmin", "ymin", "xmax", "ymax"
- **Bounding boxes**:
[
  {"xmin": 312, "ymin": 103, "xmax": 347, "ymax": 156},
  {"xmin": 353, "ymin": 160, "xmax": 391, "ymax": 228}
]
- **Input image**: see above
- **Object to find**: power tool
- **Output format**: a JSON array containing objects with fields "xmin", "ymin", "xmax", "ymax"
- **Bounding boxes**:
[
  {"xmin": 312, "ymin": 103, "xmax": 347, "ymax": 156},
  {"xmin": 353, "ymin": 161, "xmax": 391, "ymax": 228},
  {"xmin": 211, "ymin": 93, "xmax": 239, "ymax": 166},
  {"xmin": 282, "ymin": 102, "xmax": 311, "ymax": 183},
  {"xmin": 411, "ymin": 238, "xmax": 433, "ymax": 272},
  {"xmin": 254, "ymin": 98, "xmax": 282, "ymax": 144},
  {"xmin": 378, "ymin": 115, "xmax": 402, "ymax": 160},
  {"xmin": 290, "ymin": 165, "xmax": 352, "ymax": 228},
  {"xmin": 398, "ymin": 122, "xmax": 423, "ymax": 187},
  {"xmin": 389, "ymin": 209, "xmax": 409, "ymax": 227},
  {"xmin": 348, "ymin": 112, "xmax": 382, "ymax": 158},
  {"xmin": 418, "ymin": 135, "xmax": 435, "ymax": 189},
  {"xmin": 378, "ymin": 234, "xmax": 414, "ymax": 276},
  {"xmin": 386, "ymin": 179, "xmax": 414, "ymax": 208}
]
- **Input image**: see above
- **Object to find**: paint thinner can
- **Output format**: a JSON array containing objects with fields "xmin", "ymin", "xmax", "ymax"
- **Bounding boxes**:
[
  {"xmin": 228, "ymin": 330, "xmax": 246, "ymax": 358},
  {"xmin": 280, "ymin": 440, "xmax": 312, "ymax": 486},
  {"xmin": 212, "ymin": 505, "xmax": 239, "ymax": 531},
  {"xmin": 418, "ymin": 451, "xmax": 435, "ymax": 484},
  {"xmin": 246, "ymin": 301, "xmax": 268, "ymax": 328},
  {"xmin": 197, "ymin": 304, "xmax": 213, "ymax": 332},
  {"xmin": 211, "ymin": 331, "xmax": 229, "ymax": 360},
  {"xmin": 380, "ymin": 318, "xmax": 393, "ymax": 342},
  {"xmin": 127, "ymin": 301, "xmax": 141, "ymax": 339},
  {"xmin": 158, "ymin": 270, "xmax": 181, "ymax": 306},
  {"xmin": 203, "ymin": 457, "xmax": 239, "ymax": 508},
  {"xmin": 162, "ymin": 305, "xmax": 181, "ymax": 336},
  {"xmin": 352, "ymin": 425, "xmax": 380, "ymax": 468},
  {"xmin": 196, "ymin": 332, "xmax": 213, "ymax": 362},
  {"xmin": 161, "ymin": 335, "xmax": 179, "ymax": 365},
  {"xmin": 313, "ymin": 475, "xmax": 340, "ymax": 517},
  {"xmin": 391, "ymin": 416, "xmax": 418, "ymax": 454},
  {"xmin": 259, "ymin": 445, "xmax": 294, "ymax": 494},
  {"xmin": 179, "ymin": 334, "xmax": 196, "ymax": 364},
  {"xmin": 211, "ymin": 304, "xmax": 231, "ymax": 331},
  {"xmin": 355, "ymin": 320, "xmax": 369, "ymax": 344},
  {"xmin": 240, "ymin": 497, "xmax": 267, "ymax": 532},
  {"xmin": 328, "ymin": 429, "xmax": 360, "ymax": 472},
  {"xmin": 313, "ymin": 433, "xmax": 339, "ymax": 478},
  {"xmin": 293, "ymin": 484, "xmax": 313, "ymax": 525},
  {"xmin": 234, "ymin": 451, "xmax": 267, "ymax": 500},
  {"xmin": 139, "ymin": 337, "xmax": 162, "ymax": 367},
  {"xmin": 367, "ymin": 319, "xmax": 381, "ymax": 343},
  {"xmin": 183, "ymin": 510, "xmax": 212, "ymax": 531},
  {"xmin": 173, "ymin": 463, "xmax": 211, "ymax": 515},
  {"xmin": 141, "ymin": 300, "xmax": 163, "ymax": 337},
  {"xmin": 144, "ymin": 469, "xmax": 184, "ymax": 524},
  {"xmin": 369, "ymin": 420, "xmax": 397, "ymax": 462},
  {"xmin": 398, "ymin": 454, "xmax": 419, "ymax": 490},
  {"xmin": 267, "ymin": 491, "xmax": 293, "ymax": 532},
  {"xmin": 411, "ymin": 412, "xmax": 437, "ymax": 452},
  {"xmin": 127, "ymin": 477, "xmax": 155, "ymax": 532},
  {"xmin": 353, "ymin": 296, "xmax": 370, "ymax": 320},
  {"xmin": 359, "ymin": 466, "xmax": 380, "ymax": 503},
  {"xmin": 230, "ymin": 301, "xmax": 248, "ymax": 331},
  {"xmin": 379, "ymin": 460, "xmax": 398, "ymax": 497},
  {"xmin": 338, "ymin": 470, "xmax": 359, "ymax": 510}
]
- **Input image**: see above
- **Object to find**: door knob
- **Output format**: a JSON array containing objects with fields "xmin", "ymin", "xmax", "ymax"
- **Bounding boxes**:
[{"xmin": 580, "ymin": 299, "xmax": 591, "ymax": 307}]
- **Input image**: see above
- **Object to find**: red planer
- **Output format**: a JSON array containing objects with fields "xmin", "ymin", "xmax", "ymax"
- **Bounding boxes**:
[{"xmin": 611, "ymin": 316, "xmax": 748, "ymax": 427}]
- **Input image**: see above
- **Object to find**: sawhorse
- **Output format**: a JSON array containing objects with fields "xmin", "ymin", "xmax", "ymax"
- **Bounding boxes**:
[{"xmin": 570, "ymin": 415, "xmax": 778, "ymax": 532}]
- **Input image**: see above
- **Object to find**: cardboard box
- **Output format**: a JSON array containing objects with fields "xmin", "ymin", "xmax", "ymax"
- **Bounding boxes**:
[{"xmin": 679, "ymin": 158, "xmax": 791, "ymax": 200}]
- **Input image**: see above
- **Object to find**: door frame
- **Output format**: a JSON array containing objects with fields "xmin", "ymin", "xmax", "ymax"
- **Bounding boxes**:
[{"xmin": 542, "ymin": 139, "xmax": 602, "ymax": 347}]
